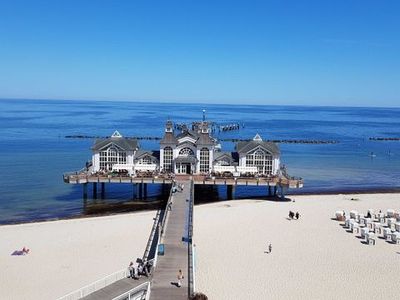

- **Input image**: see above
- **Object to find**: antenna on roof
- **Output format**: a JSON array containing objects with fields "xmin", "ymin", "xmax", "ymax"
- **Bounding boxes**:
[{"xmin": 202, "ymin": 109, "xmax": 206, "ymax": 121}]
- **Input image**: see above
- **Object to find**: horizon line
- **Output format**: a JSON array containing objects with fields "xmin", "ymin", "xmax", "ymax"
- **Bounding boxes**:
[{"xmin": 0, "ymin": 97, "xmax": 399, "ymax": 110}]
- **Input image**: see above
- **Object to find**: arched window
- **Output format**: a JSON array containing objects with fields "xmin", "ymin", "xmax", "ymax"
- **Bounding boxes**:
[
  {"xmin": 99, "ymin": 145, "xmax": 126, "ymax": 170},
  {"xmin": 200, "ymin": 148, "xmax": 210, "ymax": 173},
  {"xmin": 246, "ymin": 148, "xmax": 272, "ymax": 174},
  {"xmin": 163, "ymin": 147, "xmax": 173, "ymax": 172},
  {"xmin": 179, "ymin": 147, "xmax": 194, "ymax": 156}
]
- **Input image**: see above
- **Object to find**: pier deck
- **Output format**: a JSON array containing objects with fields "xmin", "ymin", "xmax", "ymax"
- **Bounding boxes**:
[
  {"xmin": 150, "ymin": 179, "xmax": 192, "ymax": 299},
  {"xmin": 81, "ymin": 276, "xmax": 148, "ymax": 300},
  {"xmin": 63, "ymin": 173, "xmax": 303, "ymax": 189}
]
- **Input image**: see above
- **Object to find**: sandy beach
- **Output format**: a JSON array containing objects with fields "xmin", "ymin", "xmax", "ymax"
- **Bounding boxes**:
[
  {"xmin": 0, "ymin": 212, "xmax": 154, "ymax": 300},
  {"xmin": 195, "ymin": 193, "xmax": 400, "ymax": 299},
  {"xmin": 1, "ymin": 193, "xmax": 400, "ymax": 299}
]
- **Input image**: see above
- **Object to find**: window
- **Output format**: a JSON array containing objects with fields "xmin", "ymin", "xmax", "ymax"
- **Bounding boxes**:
[
  {"xmin": 139, "ymin": 155, "xmax": 153, "ymax": 165},
  {"xmin": 99, "ymin": 146, "xmax": 127, "ymax": 171},
  {"xmin": 179, "ymin": 147, "xmax": 194, "ymax": 156},
  {"xmin": 200, "ymin": 148, "xmax": 210, "ymax": 173},
  {"xmin": 246, "ymin": 148, "xmax": 273, "ymax": 174},
  {"xmin": 163, "ymin": 147, "xmax": 173, "ymax": 172}
]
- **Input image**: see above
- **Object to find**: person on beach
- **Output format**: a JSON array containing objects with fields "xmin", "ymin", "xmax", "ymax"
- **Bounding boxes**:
[
  {"xmin": 177, "ymin": 269, "xmax": 184, "ymax": 287},
  {"xmin": 268, "ymin": 243, "xmax": 272, "ymax": 253},
  {"xmin": 22, "ymin": 247, "xmax": 30, "ymax": 255},
  {"xmin": 295, "ymin": 212, "xmax": 300, "ymax": 219},
  {"xmin": 168, "ymin": 201, "xmax": 172, "ymax": 211}
]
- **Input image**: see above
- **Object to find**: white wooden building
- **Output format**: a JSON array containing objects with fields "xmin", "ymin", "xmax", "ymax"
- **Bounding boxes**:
[{"xmin": 91, "ymin": 121, "xmax": 281, "ymax": 176}]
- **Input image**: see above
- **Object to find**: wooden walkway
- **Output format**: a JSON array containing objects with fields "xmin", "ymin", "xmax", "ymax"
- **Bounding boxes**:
[
  {"xmin": 77, "ymin": 180, "xmax": 192, "ymax": 300},
  {"xmin": 150, "ymin": 180, "xmax": 192, "ymax": 300},
  {"xmin": 81, "ymin": 276, "xmax": 149, "ymax": 300}
]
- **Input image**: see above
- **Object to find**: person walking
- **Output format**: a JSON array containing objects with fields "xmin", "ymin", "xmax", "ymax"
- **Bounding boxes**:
[
  {"xmin": 128, "ymin": 262, "xmax": 135, "ymax": 279},
  {"xmin": 295, "ymin": 212, "xmax": 300, "ymax": 220},
  {"xmin": 268, "ymin": 243, "xmax": 272, "ymax": 254},
  {"xmin": 177, "ymin": 269, "xmax": 184, "ymax": 287}
]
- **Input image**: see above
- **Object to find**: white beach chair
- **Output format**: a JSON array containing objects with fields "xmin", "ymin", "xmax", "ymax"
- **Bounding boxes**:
[
  {"xmin": 391, "ymin": 232, "xmax": 400, "ymax": 244},
  {"xmin": 387, "ymin": 209, "xmax": 395, "ymax": 218},
  {"xmin": 387, "ymin": 218, "xmax": 396, "ymax": 230},
  {"xmin": 352, "ymin": 222, "xmax": 360, "ymax": 234},
  {"xmin": 366, "ymin": 232, "xmax": 376, "ymax": 245},
  {"xmin": 365, "ymin": 219, "xmax": 373, "ymax": 229},
  {"xmin": 383, "ymin": 228, "xmax": 392, "ymax": 241},
  {"xmin": 373, "ymin": 223, "xmax": 382, "ymax": 235},
  {"xmin": 350, "ymin": 210, "xmax": 358, "ymax": 219},
  {"xmin": 395, "ymin": 222, "xmax": 400, "ymax": 232},
  {"xmin": 345, "ymin": 218, "xmax": 352, "ymax": 229},
  {"xmin": 335, "ymin": 210, "xmax": 344, "ymax": 221},
  {"xmin": 377, "ymin": 213, "xmax": 385, "ymax": 224},
  {"xmin": 361, "ymin": 227, "xmax": 369, "ymax": 239}
]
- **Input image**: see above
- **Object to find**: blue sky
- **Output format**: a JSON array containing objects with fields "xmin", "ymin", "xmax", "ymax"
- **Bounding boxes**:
[{"xmin": 0, "ymin": 0, "xmax": 399, "ymax": 106}]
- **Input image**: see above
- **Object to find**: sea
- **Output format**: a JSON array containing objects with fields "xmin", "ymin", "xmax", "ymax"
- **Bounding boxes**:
[{"xmin": 0, "ymin": 99, "xmax": 399, "ymax": 224}]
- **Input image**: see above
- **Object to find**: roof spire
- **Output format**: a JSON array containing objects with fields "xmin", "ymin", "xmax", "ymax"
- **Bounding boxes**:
[
  {"xmin": 111, "ymin": 130, "xmax": 123, "ymax": 138},
  {"xmin": 253, "ymin": 133, "xmax": 262, "ymax": 141}
]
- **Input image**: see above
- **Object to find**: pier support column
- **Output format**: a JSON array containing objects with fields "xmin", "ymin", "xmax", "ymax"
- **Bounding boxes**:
[
  {"xmin": 279, "ymin": 185, "xmax": 288, "ymax": 201},
  {"xmin": 93, "ymin": 183, "xmax": 97, "ymax": 199},
  {"xmin": 232, "ymin": 185, "xmax": 236, "ymax": 200},
  {"xmin": 83, "ymin": 183, "xmax": 88, "ymax": 201},
  {"xmin": 132, "ymin": 184, "xmax": 136, "ymax": 200},
  {"xmin": 273, "ymin": 186, "xmax": 277, "ymax": 197},
  {"xmin": 101, "ymin": 183, "xmax": 105, "ymax": 199},
  {"xmin": 139, "ymin": 183, "xmax": 143, "ymax": 199},
  {"xmin": 144, "ymin": 183, "xmax": 148, "ymax": 199},
  {"xmin": 227, "ymin": 185, "xmax": 233, "ymax": 200},
  {"xmin": 268, "ymin": 186, "xmax": 272, "ymax": 197}
]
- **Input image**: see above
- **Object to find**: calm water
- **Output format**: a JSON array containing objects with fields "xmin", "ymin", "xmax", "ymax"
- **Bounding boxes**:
[{"xmin": 0, "ymin": 99, "xmax": 399, "ymax": 224}]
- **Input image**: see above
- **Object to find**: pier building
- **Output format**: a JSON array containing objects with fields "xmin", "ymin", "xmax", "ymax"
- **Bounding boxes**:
[
  {"xmin": 90, "ymin": 121, "xmax": 281, "ymax": 177},
  {"xmin": 64, "ymin": 117, "xmax": 302, "ymax": 201}
]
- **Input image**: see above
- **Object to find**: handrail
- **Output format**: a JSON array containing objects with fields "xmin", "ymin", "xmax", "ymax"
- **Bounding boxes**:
[
  {"xmin": 188, "ymin": 180, "xmax": 195, "ymax": 296},
  {"xmin": 159, "ymin": 184, "xmax": 174, "ymax": 239},
  {"xmin": 142, "ymin": 209, "xmax": 161, "ymax": 262},
  {"xmin": 111, "ymin": 281, "xmax": 151, "ymax": 300},
  {"xmin": 56, "ymin": 268, "xmax": 128, "ymax": 300}
]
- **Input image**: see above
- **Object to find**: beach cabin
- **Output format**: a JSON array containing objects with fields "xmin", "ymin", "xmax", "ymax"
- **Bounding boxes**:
[{"xmin": 91, "ymin": 131, "xmax": 139, "ymax": 175}]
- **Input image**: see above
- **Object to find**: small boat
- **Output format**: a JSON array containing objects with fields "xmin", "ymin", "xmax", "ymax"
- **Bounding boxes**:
[{"xmin": 369, "ymin": 152, "xmax": 376, "ymax": 157}]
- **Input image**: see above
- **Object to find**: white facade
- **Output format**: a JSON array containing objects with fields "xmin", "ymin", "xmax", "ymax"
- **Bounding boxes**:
[{"xmin": 91, "ymin": 126, "xmax": 281, "ymax": 176}]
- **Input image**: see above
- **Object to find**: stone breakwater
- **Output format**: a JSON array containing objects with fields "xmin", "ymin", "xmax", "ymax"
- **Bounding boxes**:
[{"xmin": 64, "ymin": 135, "xmax": 339, "ymax": 144}]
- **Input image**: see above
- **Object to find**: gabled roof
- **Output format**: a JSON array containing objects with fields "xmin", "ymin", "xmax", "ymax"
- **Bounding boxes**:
[
  {"xmin": 236, "ymin": 141, "xmax": 280, "ymax": 155},
  {"xmin": 236, "ymin": 135, "xmax": 279, "ymax": 155},
  {"xmin": 134, "ymin": 150, "xmax": 160, "ymax": 162},
  {"xmin": 214, "ymin": 151, "xmax": 239, "ymax": 164},
  {"xmin": 197, "ymin": 132, "xmax": 215, "ymax": 145},
  {"xmin": 214, "ymin": 151, "xmax": 233, "ymax": 161},
  {"xmin": 92, "ymin": 137, "xmax": 139, "ymax": 151},
  {"xmin": 160, "ymin": 132, "xmax": 178, "ymax": 145}
]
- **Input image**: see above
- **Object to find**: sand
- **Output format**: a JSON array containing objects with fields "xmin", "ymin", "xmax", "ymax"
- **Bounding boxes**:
[
  {"xmin": 1, "ymin": 193, "xmax": 400, "ymax": 299},
  {"xmin": 194, "ymin": 193, "xmax": 400, "ymax": 299},
  {"xmin": 0, "ymin": 212, "xmax": 154, "ymax": 300}
]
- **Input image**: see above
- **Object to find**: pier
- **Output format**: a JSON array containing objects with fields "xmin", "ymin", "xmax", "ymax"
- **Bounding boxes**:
[
  {"xmin": 60, "ymin": 179, "xmax": 194, "ymax": 300},
  {"xmin": 63, "ymin": 172, "xmax": 303, "ymax": 201}
]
